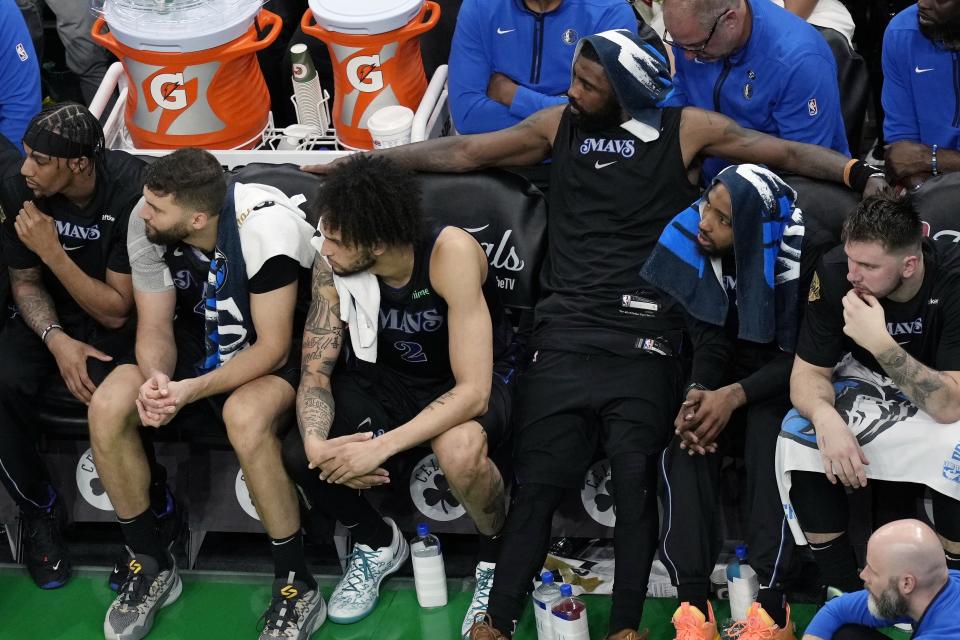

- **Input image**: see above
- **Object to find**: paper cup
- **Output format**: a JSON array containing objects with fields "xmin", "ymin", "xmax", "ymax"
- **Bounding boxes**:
[{"xmin": 367, "ymin": 105, "xmax": 414, "ymax": 149}]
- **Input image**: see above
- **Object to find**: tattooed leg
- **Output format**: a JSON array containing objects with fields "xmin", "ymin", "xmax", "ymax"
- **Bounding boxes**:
[{"xmin": 432, "ymin": 422, "xmax": 506, "ymax": 536}]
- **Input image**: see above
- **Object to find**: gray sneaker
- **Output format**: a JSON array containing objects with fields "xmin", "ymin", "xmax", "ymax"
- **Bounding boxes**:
[
  {"xmin": 258, "ymin": 576, "xmax": 326, "ymax": 639},
  {"xmin": 104, "ymin": 551, "xmax": 181, "ymax": 640},
  {"xmin": 327, "ymin": 517, "xmax": 409, "ymax": 624}
]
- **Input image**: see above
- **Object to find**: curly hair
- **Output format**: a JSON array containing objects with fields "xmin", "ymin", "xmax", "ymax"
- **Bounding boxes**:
[
  {"xmin": 842, "ymin": 190, "xmax": 922, "ymax": 254},
  {"xmin": 316, "ymin": 154, "xmax": 422, "ymax": 248},
  {"xmin": 144, "ymin": 148, "xmax": 227, "ymax": 215}
]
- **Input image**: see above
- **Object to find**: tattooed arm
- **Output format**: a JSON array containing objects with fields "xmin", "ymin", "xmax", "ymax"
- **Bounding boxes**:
[
  {"xmin": 679, "ymin": 107, "xmax": 884, "ymax": 195},
  {"xmin": 874, "ymin": 346, "xmax": 960, "ymax": 424},
  {"xmin": 296, "ymin": 258, "xmax": 344, "ymax": 443},
  {"xmin": 9, "ymin": 266, "xmax": 58, "ymax": 336}
]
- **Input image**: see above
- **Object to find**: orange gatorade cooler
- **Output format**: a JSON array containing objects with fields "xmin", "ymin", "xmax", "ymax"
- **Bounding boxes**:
[
  {"xmin": 90, "ymin": 0, "xmax": 281, "ymax": 150},
  {"xmin": 302, "ymin": 0, "xmax": 440, "ymax": 150}
]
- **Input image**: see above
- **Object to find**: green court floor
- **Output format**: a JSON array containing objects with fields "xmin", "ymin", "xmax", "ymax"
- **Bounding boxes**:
[{"xmin": 0, "ymin": 568, "xmax": 905, "ymax": 639}]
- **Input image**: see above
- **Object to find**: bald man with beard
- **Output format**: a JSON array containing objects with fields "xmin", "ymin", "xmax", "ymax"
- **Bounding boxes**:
[{"xmin": 803, "ymin": 519, "xmax": 960, "ymax": 640}]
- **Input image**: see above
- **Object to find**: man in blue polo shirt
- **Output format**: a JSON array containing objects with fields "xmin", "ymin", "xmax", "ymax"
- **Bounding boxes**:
[
  {"xmin": 448, "ymin": 0, "xmax": 637, "ymax": 134},
  {"xmin": 662, "ymin": 0, "xmax": 849, "ymax": 181},
  {"xmin": 803, "ymin": 519, "xmax": 960, "ymax": 640},
  {"xmin": 882, "ymin": 1, "xmax": 960, "ymax": 188},
  {"xmin": 1, "ymin": 0, "xmax": 40, "ymax": 153}
]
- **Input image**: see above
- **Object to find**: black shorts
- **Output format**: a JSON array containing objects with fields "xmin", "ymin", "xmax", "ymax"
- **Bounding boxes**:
[
  {"xmin": 116, "ymin": 331, "xmax": 302, "ymax": 431},
  {"xmin": 327, "ymin": 362, "xmax": 514, "ymax": 450},
  {"xmin": 513, "ymin": 349, "xmax": 682, "ymax": 488}
]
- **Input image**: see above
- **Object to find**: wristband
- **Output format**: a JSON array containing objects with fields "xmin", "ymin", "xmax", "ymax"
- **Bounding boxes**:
[
  {"xmin": 41, "ymin": 323, "xmax": 63, "ymax": 344},
  {"xmin": 683, "ymin": 381, "xmax": 707, "ymax": 396},
  {"xmin": 932, "ymin": 144, "xmax": 940, "ymax": 176},
  {"xmin": 844, "ymin": 159, "xmax": 884, "ymax": 193}
]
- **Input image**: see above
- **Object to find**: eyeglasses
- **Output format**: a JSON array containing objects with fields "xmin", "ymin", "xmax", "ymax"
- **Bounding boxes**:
[{"xmin": 663, "ymin": 8, "xmax": 732, "ymax": 53}]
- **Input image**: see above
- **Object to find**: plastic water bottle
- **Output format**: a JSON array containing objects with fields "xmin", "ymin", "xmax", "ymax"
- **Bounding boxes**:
[
  {"xmin": 532, "ymin": 571, "xmax": 562, "ymax": 640},
  {"xmin": 725, "ymin": 544, "xmax": 759, "ymax": 621},
  {"xmin": 551, "ymin": 584, "xmax": 589, "ymax": 640},
  {"xmin": 410, "ymin": 523, "xmax": 447, "ymax": 608}
]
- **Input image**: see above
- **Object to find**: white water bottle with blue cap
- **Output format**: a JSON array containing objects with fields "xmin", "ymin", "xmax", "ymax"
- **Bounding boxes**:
[
  {"xmin": 726, "ymin": 544, "xmax": 759, "ymax": 620},
  {"xmin": 532, "ymin": 571, "xmax": 562, "ymax": 640},
  {"xmin": 411, "ymin": 523, "xmax": 447, "ymax": 608},
  {"xmin": 551, "ymin": 583, "xmax": 589, "ymax": 640}
]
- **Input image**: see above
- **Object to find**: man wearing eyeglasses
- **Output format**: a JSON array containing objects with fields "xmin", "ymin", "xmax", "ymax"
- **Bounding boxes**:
[{"xmin": 661, "ymin": 0, "xmax": 850, "ymax": 182}]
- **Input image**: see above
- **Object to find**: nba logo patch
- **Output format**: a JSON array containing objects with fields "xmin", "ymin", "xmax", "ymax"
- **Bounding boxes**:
[
  {"xmin": 562, "ymin": 28, "xmax": 578, "ymax": 45},
  {"xmin": 807, "ymin": 98, "xmax": 818, "ymax": 117},
  {"xmin": 16, "ymin": 43, "xmax": 28, "ymax": 62}
]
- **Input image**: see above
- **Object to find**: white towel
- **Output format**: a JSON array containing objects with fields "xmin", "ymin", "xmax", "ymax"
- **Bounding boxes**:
[
  {"xmin": 776, "ymin": 353, "xmax": 960, "ymax": 545},
  {"xmin": 309, "ymin": 231, "xmax": 380, "ymax": 363}
]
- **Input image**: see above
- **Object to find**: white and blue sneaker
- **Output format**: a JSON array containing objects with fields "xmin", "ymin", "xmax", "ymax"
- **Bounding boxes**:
[
  {"xmin": 461, "ymin": 562, "xmax": 496, "ymax": 639},
  {"xmin": 327, "ymin": 518, "xmax": 408, "ymax": 624}
]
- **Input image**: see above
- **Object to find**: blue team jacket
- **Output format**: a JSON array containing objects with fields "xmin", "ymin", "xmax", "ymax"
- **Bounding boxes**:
[
  {"xmin": 882, "ymin": 4, "xmax": 960, "ymax": 149},
  {"xmin": 666, "ymin": 0, "xmax": 849, "ymax": 179},
  {"xmin": 805, "ymin": 570, "xmax": 960, "ymax": 639},
  {"xmin": 448, "ymin": 0, "xmax": 636, "ymax": 134},
  {"xmin": 0, "ymin": 0, "xmax": 40, "ymax": 153}
]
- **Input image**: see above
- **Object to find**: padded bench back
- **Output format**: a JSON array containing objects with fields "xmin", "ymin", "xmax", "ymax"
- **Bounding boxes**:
[{"xmin": 231, "ymin": 164, "xmax": 548, "ymax": 310}]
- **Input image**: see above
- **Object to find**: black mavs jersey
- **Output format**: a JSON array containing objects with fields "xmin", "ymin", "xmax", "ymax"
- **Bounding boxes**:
[
  {"xmin": 370, "ymin": 225, "xmax": 514, "ymax": 388},
  {"xmin": 162, "ymin": 243, "xmax": 209, "ymax": 346},
  {"xmin": 1, "ymin": 150, "xmax": 145, "ymax": 330},
  {"xmin": 534, "ymin": 106, "xmax": 699, "ymax": 356}
]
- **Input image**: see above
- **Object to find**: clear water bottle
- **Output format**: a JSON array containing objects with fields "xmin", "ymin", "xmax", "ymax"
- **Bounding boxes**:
[
  {"xmin": 411, "ymin": 523, "xmax": 447, "ymax": 608},
  {"xmin": 725, "ymin": 544, "xmax": 759, "ymax": 622},
  {"xmin": 551, "ymin": 584, "xmax": 589, "ymax": 640},
  {"xmin": 532, "ymin": 571, "xmax": 562, "ymax": 640}
]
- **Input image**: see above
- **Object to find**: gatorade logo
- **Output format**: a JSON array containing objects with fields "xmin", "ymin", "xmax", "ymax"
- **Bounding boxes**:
[
  {"xmin": 292, "ymin": 63, "xmax": 308, "ymax": 80},
  {"xmin": 280, "ymin": 585, "xmax": 299, "ymax": 599},
  {"xmin": 346, "ymin": 55, "xmax": 384, "ymax": 93},
  {"xmin": 129, "ymin": 559, "xmax": 142, "ymax": 575},
  {"xmin": 151, "ymin": 73, "xmax": 188, "ymax": 110},
  {"xmin": 76, "ymin": 447, "xmax": 115, "ymax": 512}
]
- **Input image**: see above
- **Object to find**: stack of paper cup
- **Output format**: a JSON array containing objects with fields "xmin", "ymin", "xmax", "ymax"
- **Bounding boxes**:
[{"xmin": 290, "ymin": 43, "xmax": 328, "ymax": 132}]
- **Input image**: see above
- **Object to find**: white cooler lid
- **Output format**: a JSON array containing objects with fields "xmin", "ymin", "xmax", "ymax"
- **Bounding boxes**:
[
  {"xmin": 308, "ymin": 0, "xmax": 424, "ymax": 35},
  {"xmin": 96, "ymin": 0, "xmax": 263, "ymax": 52}
]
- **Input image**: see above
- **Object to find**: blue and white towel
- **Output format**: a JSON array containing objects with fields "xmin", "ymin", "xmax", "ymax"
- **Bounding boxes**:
[
  {"xmin": 776, "ymin": 354, "xmax": 960, "ymax": 544},
  {"xmin": 640, "ymin": 164, "xmax": 805, "ymax": 351}
]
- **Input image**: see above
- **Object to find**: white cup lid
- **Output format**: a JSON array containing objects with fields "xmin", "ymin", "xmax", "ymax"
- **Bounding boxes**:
[
  {"xmin": 308, "ymin": 0, "xmax": 424, "ymax": 35},
  {"xmin": 367, "ymin": 105, "xmax": 415, "ymax": 136}
]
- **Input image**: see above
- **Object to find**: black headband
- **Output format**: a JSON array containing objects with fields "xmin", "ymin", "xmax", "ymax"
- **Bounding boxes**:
[{"xmin": 22, "ymin": 123, "xmax": 96, "ymax": 159}]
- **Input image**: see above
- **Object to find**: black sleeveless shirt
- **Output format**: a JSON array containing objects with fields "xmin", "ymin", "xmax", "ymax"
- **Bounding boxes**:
[
  {"xmin": 371, "ymin": 225, "xmax": 514, "ymax": 388},
  {"xmin": 534, "ymin": 106, "xmax": 699, "ymax": 356}
]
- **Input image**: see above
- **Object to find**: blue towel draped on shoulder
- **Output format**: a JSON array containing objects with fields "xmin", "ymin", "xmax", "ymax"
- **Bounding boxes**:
[
  {"xmin": 201, "ymin": 184, "xmax": 254, "ymax": 373},
  {"xmin": 640, "ymin": 164, "xmax": 805, "ymax": 351}
]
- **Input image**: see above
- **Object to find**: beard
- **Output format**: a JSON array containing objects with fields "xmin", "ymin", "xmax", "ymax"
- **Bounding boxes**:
[
  {"xmin": 570, "ymin": 96, "xmax": 624, "ymax": 131},
  {"xmin": 329, "ymin": 249, "xmax": 376, "ymax": 277},
  {"xmin": 145, "ymin": 220, "xmax": 191, "ymax": 246},
  {"xmin": 867, "ymin": 580, "xmax": 910, "ymax": 620},
  {"xmin": 919, "ymin": 13, "xmax": 960, "ymax": 50}
]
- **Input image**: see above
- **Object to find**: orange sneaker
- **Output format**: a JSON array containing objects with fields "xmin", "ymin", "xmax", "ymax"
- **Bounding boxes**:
[
  {"xmin": 671, "ymin": 601, "xmax": 720, "ymax": 640},
  {"xmin": 724, "ymin": 602, "xmax": 796, "ymax": 640}
]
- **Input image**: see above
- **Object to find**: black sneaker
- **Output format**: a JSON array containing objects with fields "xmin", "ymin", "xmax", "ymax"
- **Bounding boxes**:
[
  {"xmin": 109, "ymin": 488, "xmax": 183, "ymax": 591},
  {"xmin": 258, "ymin": 577, "xmax": 326, "ymax": 639},
  {"xmin": 21, "ymin": 500, "xmax": 70, "ymax": 589},
  {"xmin": 104, "ymin": 551, "xmax": 181, "ymax": 640}
]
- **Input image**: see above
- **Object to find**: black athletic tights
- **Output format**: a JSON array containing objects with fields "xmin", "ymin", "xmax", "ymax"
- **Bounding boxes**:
[{"xmin": 487, "ymin": 451, "xmax": 660, "ymax": 636}]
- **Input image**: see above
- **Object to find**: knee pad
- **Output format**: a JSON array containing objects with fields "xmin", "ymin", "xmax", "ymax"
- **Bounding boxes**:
[
  {"xmin": 932, "ymin": 491, "xmax": 960, "ymax": 543},
  {"xmin": 609, "ymin": 452, "xmax": 657, "ymax": 525},
  {"xmin": 502, "ymin": 483, "xmax": 564, "ymax": 535}
]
